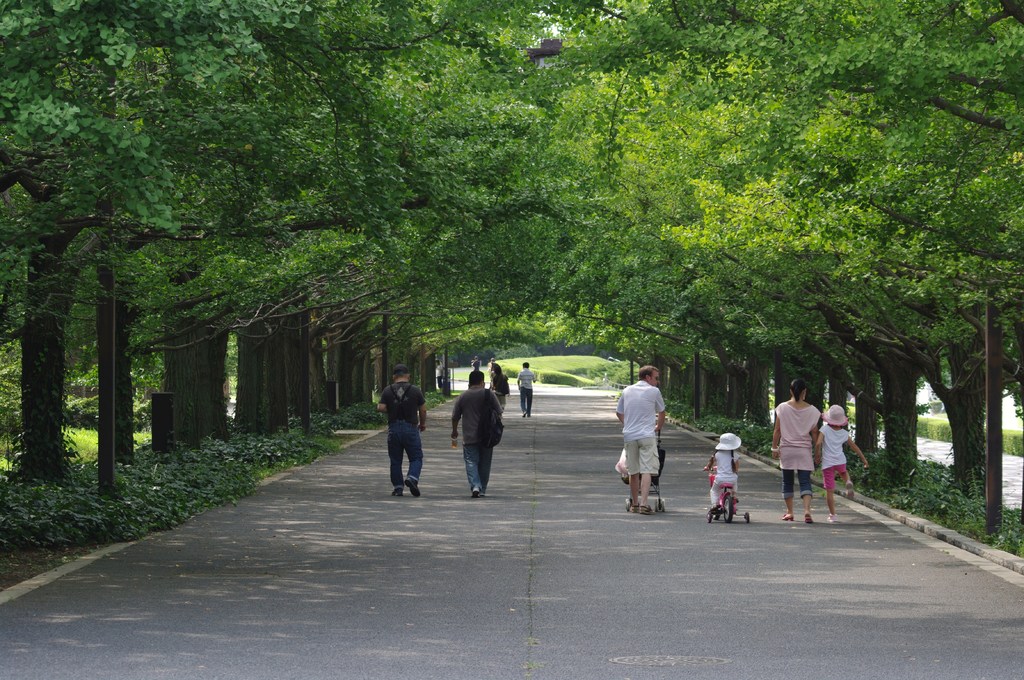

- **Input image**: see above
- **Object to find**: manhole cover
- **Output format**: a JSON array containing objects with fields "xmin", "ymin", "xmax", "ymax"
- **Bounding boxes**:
[{"xmin": 609, "ymin": 655, "xmax": 729, "ymax": 667}]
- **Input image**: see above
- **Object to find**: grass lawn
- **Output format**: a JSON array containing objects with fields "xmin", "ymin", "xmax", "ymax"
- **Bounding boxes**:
[
  {"xmin": 67, "ymin": 429, "xmax": 153, "ymax": 463},
  {"xmin": 451, "ymin": 355, "xmax": 624, "ymax": 387}
]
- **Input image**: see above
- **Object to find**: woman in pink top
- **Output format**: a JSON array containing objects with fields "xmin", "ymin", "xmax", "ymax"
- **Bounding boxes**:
[{"xmin": 771, "ymin": 378, "xmax": 821, "ymax": 523}]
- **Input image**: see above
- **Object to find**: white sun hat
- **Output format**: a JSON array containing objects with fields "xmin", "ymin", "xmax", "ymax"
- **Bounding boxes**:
[{"xmin": 715, "ymin": 432, "xmax": 742, "ymax": 450}]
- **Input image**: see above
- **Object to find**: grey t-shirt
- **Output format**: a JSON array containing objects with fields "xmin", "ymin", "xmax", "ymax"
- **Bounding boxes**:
[{"xmin": 452, "ymin": 387, "xmax": 502, "ymax": 445}]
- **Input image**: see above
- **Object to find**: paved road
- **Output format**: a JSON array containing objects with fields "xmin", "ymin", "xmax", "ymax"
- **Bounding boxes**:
[{"xmin": 3, "ymin": 388, "xmax": 1024, "ymax": 680}]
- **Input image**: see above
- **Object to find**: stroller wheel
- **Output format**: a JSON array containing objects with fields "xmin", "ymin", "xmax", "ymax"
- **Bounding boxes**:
[
  {"xmin": 744, "ymin": 512, "xmax": 750, "ymax": 523},
  {"xmin": 656, "ymin": 498, "xmax": 665, "ymax": 513},
  {"xmin": 707, "ymin": 510, "xmax": 713, "ymax": 523}
]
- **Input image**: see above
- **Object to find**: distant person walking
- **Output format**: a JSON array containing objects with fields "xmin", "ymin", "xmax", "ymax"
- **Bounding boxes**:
[
  {"xmin": 616, "ymin": 365, "xmax": 666, "ymax": 515},
  {"xmin": 471, "ymin": 356, "xmax": 481, "ymax": 371},
  {"xmin": 451, "ymin": 370, "xmax": 504, "ymax": 498},
  {"xmin": 817, "ymin": 404, "xmax": 869, "ymax": 523},
  {"xmin": 772, "ymin": 378, "xmax": 821, "ymax": 523},
  {"xmin": 377, "ymin": 364, "xmax": 427, "ymax": 497},
  {"xmin": 435, "ymin": 360, "xmax": 445, "ymax": 390},
  {"xmin": 517, "ymin": 362, "xmax": 536, "ymax": 417},
  {"xmin": 490, "ymin": 362, "xmax": 511, "ymax": 410}
]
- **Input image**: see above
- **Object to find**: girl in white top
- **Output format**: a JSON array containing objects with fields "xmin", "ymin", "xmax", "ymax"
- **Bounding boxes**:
[
  {"xmin": 703, "ymin": 432, "xmax": 741, "ymax": 510},
  {"xmin": 816, "ymin": 404, "xmax": 869, "ymax": 523}
]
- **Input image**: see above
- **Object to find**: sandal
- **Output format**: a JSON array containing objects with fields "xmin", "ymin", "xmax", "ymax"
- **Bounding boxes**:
[
  {"xmin": 781, "ymin": 513, "xmax": 794, "ymax": 521},
  {"xmin": 804, "ymin": 514, "xmax": 814, "ymax": 524},
  {"xmin": 638, "ymin": 505, "xmax": 654, "ymax": 515}
]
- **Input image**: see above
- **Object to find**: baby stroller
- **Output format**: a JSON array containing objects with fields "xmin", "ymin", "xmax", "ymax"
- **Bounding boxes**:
[
  {"xmin": 706, "ymin": 467, "xmax": 749, "ymax": 524},
  {"xmin": 616, "ymin": 436, "xmax": 667, "ymax": 512}
]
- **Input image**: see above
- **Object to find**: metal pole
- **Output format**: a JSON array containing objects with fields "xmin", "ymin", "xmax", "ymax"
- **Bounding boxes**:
[
  {"xmin": 442, "ymin": 347, "xmax": 451, "ymax": 396},
  {"xmin": 97, "ymin": 265, "xmax": 116, "ymax": 492},
  {"xmin": 300, "ymin": 309, "xmax": 311, "ymax": 435},
  {"xmin": 693, "ymin": 352, "xmax": 701, "ymax": 421},
  {"xmin": 986, "ymin": 302, "xmax": 1003, "ymax": 534},
  {"xmin": 381, "ymin": 313, "xmax": 389, "ymax": 391}
]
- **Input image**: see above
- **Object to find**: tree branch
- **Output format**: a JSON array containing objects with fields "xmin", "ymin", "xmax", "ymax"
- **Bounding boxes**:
[
  {"xmin": 999, "ymin": 0, "xmax": 1024, "ymax": 25},
  {"xmin": 330, "ymin": 22, "xmax": 453, "ymax": 52},
  {"xmin": 929, "ymin": 96, "xmax": 1007, "ymax": 130}
]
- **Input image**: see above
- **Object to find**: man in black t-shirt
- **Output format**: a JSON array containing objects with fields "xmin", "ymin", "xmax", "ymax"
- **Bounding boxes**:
[{"xmin": 377, "ymin": 364, "xmax": 427, "ymax": 496}]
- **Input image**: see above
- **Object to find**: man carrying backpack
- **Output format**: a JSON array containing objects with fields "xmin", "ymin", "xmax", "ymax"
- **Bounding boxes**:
[
  {"xmin": 377, "ymin": 364, "xmax": 427, "ymax": 497},
  {"xmin": 451, "ymin": 370, "xmax": 503, "ymax": 498}
]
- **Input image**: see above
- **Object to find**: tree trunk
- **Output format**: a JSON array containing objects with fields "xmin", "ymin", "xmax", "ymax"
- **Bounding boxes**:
[
  {"xmin": 944, "ymin": 385, "xmax": 986, "ymax": 485},
  {"xmin": 705, "ymin": 370, "xmax": 727, "ymax": 415},
  {"xmin": 339, "ymin": 339, "xmax": 363, "ymax": 407},
  {"xmin": 725, "ymin": 371, "xmax": 743, "ymax": 419},
  {"xmin": 854, "ymin": 368, "xmax": 879, "ymax": 453},
  {"xmin": 744, "ymin": 356, "xmax": 770, "ymax": 426},
  {"xmin": 828, "ymin": 376, "xmax": 845, "ymax": 407},
  {"xmin": 285, "ymin": 318, "xmax": 303, "ymax": 418},
  {"xmin": 878, "ymin": 358, "xmax": 919, "ymax": 482},
  {"xmin": 265, "ymin": 326, "xmax": 290, "ymax": 432},
  {"xmin": 360, "ymin": 351, "xmax": 374, "ymax": 402},
  {"xmin": 310, "ymin": 333, "xmax": 327, "ymax": 413},
  {"xmin": 163, "ymin": 325, "xmax": 229, "ymax": 448},
  {"xmin": 808, "ymin": 376, "xmax": 827, "ymax": 412},
  {"xmin": 931, "ymin": 342, "xmax": 986, "ymax": 486},
  {"xmin": 114, "ymin": 299, "xmax": 137, "ymax": 464},
  {"xmin": 661, "ymin": 359, "xmax": 679, "ymax": 400},
  {"xmin": 235, "ymin": 323, "xmax": 268, "ymax": 434},
  {"xmin": 19, "ymin": 250, "xmax": 71, "ymax": 482}
]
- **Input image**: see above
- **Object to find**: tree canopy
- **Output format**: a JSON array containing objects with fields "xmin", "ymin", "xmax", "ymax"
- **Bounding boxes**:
[{"xmin": 1, "ymin": 0, "xmax": 1022, "ymax": 488}]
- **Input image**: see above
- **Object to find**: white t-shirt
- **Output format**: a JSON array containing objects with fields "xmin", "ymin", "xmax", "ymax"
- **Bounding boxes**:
[
  {"xmin": 712, "ymin": 450, "xmax": 738, "ymax": 484},
  {"xmin": 518, "ymin": 369, "xmax": 535, "ymax": 389},
  {"xmin": 821, "ymin": 426, "xmax": 850, "ymax": 468},
  {"xmin": 616, "ymin": 380, "xmax": 665, "ymax": 442}
]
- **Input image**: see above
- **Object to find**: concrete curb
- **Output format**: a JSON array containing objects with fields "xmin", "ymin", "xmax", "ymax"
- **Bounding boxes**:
[
  {"xmin": 675, "ymin": 418, "xmax": 1024, "ymax": 577},
  {"xmin": 0, "ymin": 541, "xmax": 135, "ymax": 606}
]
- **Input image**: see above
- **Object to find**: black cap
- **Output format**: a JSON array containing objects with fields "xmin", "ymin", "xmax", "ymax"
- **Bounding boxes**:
[{"xmin": 392, "ymin": 363, "xmax": 410, "ymax": 376}]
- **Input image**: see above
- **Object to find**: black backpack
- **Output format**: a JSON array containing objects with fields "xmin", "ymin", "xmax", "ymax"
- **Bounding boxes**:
[{"xmin": 476, "ymin": 392, "xmax": 504, "ymax": 448}]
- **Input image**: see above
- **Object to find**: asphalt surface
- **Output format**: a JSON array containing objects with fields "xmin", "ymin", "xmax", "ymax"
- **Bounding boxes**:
[{"xmin": 3, "ymin": 387, "xmax": 1024, "ymax": 680}]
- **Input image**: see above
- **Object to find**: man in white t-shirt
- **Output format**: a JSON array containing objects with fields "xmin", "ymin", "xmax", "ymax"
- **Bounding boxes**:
[
  {"xmin": 517, "ymin": 362, "xmax": 536, "ymax": 418},
  {"xmin": 615, "ymin": 365, "xmax": 666, "ymax": 515}
]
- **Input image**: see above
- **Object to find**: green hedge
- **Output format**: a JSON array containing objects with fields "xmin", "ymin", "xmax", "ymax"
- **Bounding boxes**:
[
  {"xmin": 534, "ymin": 370, "xmax": 595, "ymax": 387},
  {"xmin": 918, "ymin": 417, "xmax": 1023, "ymax": 457}
]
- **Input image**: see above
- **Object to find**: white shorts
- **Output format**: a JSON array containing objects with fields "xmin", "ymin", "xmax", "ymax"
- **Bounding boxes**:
[{"xmin": 624, "ymin": 437, "xmax": 658, "ymax": 475}]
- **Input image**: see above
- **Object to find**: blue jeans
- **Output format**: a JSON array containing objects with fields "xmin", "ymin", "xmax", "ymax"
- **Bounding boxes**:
[
  {"xmin": 387, "ymin": 421, "xmax": 423, "ymax": 490},
  {"xmin": 519, "ymin": 388, "xmax": 533, "ymax": 416},
  {"xmin": 782, "ymin": 469, "xmax": 813, "ymax": 499},
  {"xmin": 463, "ymin": 444, "xmax": 493, "ymax": 493}
]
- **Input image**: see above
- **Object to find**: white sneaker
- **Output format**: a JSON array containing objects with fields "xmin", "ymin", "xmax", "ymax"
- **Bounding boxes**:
[{"xmin": 828, "ymin": 514, "xmax": 839, "ymax": 523}]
